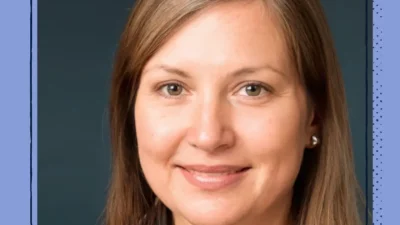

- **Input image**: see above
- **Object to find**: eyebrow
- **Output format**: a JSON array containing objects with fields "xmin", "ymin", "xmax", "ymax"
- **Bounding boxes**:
[{"xmin": 142, "ymin": 64, "xmax": 287, "ymax": 78}]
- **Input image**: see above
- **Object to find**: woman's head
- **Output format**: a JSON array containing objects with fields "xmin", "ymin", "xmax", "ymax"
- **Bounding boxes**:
[{"xmin": 107, "ymin": 1, "xmax": 362, "ymax": 225}]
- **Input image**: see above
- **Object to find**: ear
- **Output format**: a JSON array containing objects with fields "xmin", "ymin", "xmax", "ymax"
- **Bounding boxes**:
[{"xmin": 305, "ymin": 107, "xmax": 319, "ymax": 149}]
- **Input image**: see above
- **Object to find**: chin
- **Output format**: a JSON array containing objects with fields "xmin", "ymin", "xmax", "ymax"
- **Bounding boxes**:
[
  {"xmin": 175, "ymin": 206, "xmax": 246, "ymax": 225},
  {"xmin": 180, "ymin": 215, "xmax": 240, "ymax": 225}
]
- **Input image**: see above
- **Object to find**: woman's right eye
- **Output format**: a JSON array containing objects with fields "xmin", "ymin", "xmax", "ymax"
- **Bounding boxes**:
[{"xmin": 159, "ymin": 83, "xmax": 185, "ymax": 97}]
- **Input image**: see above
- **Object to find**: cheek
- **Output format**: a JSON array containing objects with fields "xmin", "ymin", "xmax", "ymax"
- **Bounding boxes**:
[
  {"xmin": 134, "ymin": 98, "xmax": 190, "ymax": 166},
  {"xmin": 134, "ymin": 99, "xmax": 188, "ymax": 203},
  {"xmin": 234, "ymin": 99, "xmax": 307, "ymax": 191},
  {"xmin": 236, "ymin": 102, "xmax": 306, "ymax": 153}
]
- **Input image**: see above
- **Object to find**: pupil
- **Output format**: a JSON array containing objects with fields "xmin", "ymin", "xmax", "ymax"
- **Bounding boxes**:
[
  {"xmin": 168, "ymin": 84, "xmax": 181, "ymax": 95},
  {"xmin": 246, "ymin": 85, "xmax": 260, "ymax": 96}
]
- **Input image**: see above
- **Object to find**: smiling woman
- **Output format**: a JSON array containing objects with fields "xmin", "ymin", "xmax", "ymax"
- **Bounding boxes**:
[{"xmin": 106, "ymin": 0, "xmax": 363, "ymax": 225}]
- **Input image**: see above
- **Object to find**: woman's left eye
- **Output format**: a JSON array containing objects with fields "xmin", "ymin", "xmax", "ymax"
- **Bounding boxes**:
[{"xmin": 237, "ymin": 83, "xmax": 269, "ymax": 97}]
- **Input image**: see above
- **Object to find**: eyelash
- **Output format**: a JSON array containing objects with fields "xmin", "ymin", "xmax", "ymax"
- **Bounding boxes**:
[{"xmin": 156, "ymin": 81, "xmax": 272, "ymax": 99}]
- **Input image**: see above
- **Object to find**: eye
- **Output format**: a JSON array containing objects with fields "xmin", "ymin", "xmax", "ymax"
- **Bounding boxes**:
[
  {"xmin": 237, "ymin": 83, "xmax": 269, "ymax": 97},
  {"xmin": 160, "ymin": 83, "xmax": 184, "ymax": 96}
]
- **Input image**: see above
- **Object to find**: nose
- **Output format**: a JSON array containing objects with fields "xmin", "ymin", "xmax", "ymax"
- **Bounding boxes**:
[{"xmin": 186, "ymin": 99, "xmax": 235, "ymax": 153}]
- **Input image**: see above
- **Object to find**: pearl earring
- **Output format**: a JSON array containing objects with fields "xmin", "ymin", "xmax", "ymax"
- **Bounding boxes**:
[{"xmin": 311, "ymin": 135, "xmax": 319, "ymax": 147}]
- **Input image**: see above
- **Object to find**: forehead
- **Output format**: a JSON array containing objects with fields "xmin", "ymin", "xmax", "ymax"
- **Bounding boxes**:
[{"xmin": 145, "ymin": 0, "xmax": 291, "ymax": 76}]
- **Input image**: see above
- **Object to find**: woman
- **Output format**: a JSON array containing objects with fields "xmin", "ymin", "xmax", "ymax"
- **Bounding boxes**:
[{"xmin": 106, "ymin": 0, "xmax": 363, "ymax": 225}]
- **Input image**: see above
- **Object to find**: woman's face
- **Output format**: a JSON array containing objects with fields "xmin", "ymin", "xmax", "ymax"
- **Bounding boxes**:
[{"xmin": 135, "ymin": 1, "xmax": 317, "ymax": 225}]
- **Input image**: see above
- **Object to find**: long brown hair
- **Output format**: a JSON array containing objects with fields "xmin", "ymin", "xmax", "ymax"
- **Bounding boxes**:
[{"xmin": 106, "ymin": 0, "xmax": 363, "ymax": 224}]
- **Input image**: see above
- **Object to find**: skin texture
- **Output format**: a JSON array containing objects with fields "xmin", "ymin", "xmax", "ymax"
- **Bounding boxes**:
[{"xmin": 135, "ymin": 1, "xmax": 318, "ymax": 225}]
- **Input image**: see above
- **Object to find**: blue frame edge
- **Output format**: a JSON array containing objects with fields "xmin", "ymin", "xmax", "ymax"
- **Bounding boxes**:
[
  {"xmin": 373, "ymin": 0, "xmax": 400, "ymax": 224},
  {"xmin": 0, "ymin": 0, "xmax": 37, "ymax": 224}
]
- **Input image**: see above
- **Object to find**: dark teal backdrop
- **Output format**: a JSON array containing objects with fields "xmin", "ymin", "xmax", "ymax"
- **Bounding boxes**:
[{"xmin": 38, "ymin": 0, "xmax": 372, "ymax": 224}]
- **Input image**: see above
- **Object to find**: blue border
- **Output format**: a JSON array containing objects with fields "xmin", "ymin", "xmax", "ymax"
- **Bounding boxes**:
[
  {"xmin": 0, "ymin": 0, "xmax": 37, "ymax": 224},
  {"xmin": 373, "ymin": 0, "xmax": 400, "ymax": 224},
  {"xmin": 32, "ymin": 0, "xmax": 38, "ymax": 223},
  {"xmin": 365, "ymin": 0, "xmax": 370, "ymax": 223},
  {"xmin": 372, "ymin": 0, "xmax": 383, "ymax": 223}
]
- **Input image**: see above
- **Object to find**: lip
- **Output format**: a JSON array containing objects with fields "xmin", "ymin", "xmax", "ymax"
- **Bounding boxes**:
[
  {"xmin": 179, "ymin": 164, "xmax": 250, "ymax": 173},
  {"xmin": 177, "ymin": 164, "xmax": 251, "ymax": 191}
]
